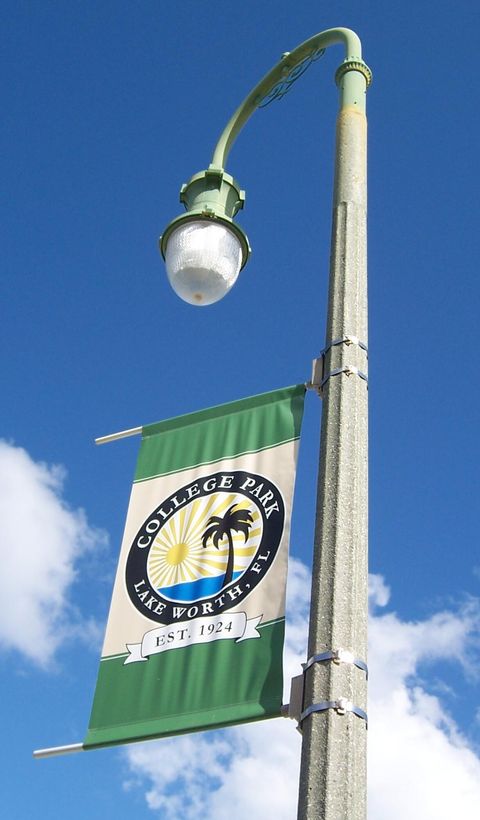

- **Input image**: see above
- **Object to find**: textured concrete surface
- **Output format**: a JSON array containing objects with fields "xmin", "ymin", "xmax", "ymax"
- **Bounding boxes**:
[{"xmin": 297, "ymin": 104, "xmax": 368, "ymax": 820}]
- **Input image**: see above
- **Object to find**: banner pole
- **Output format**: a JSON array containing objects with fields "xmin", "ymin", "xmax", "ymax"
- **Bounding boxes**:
[
  {"xmin": 95, "ymin": 426, "xmax": 142, "ymax": 445},
  {"xmin": 95, "ymin": 380, "xmax": 318, "ymax": 446},
  {"xmin": 33, "ymin": 743, "xmax": 84, "ymax": 759}
]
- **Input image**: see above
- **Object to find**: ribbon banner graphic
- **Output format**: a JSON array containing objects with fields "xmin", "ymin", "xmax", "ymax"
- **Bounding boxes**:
[
  {"xmin": 84, "ymin": 385, "xmax": 305, "ymax": 749},
  {"xmin": 125, "ymin": 612, "xmax": 263, "ymax": 664}
]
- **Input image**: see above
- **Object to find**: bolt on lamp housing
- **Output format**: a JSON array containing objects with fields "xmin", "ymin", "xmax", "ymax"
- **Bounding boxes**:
[{"xmin": 160, "ymin": 167, "xmax": 250, "ymax": 306}]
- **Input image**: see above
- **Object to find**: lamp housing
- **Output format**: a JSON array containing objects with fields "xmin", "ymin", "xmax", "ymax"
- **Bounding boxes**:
[{"xmin": 160, "ymin": 167, "xmax": 250, "ymax": 306}]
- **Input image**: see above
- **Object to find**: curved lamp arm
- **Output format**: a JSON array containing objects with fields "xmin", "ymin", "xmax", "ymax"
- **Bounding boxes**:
[
  {"xmin": 211, "ymin": 27, "xmax": 370, "ymax": 170},
  {"xmin": 159, "ymin": 27, "xmax": 371, "ymax": 305}
]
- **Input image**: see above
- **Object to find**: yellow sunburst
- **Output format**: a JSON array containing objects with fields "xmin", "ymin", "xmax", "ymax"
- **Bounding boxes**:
[{"xmin": 147, "ymin": 492, "xmax": 262, "ymax": 591}]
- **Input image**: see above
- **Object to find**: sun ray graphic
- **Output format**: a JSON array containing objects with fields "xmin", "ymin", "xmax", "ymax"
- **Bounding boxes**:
[{"xmin": 147, "ymin": 492, "xmax": 262, "ymax": 594}]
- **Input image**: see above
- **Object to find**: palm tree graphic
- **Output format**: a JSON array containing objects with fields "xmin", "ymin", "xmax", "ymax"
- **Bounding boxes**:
[{"xmin": 202, "ymin": 504, "xmax": 254, "ymax": 588}]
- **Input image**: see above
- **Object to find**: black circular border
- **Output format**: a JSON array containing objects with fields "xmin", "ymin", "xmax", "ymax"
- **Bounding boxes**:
[{"xmin": 125, "ymin": 470, "xmax": 285, "ymax": 624}]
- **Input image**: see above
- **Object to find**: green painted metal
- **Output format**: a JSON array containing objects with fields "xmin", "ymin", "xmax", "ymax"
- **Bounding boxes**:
[
  {"xmin": 159, "ymin": 27, "xmax": 371, "ymax": 269},
  {"xmin": 210, "ymin": 27, "xmax": 370, "ymax": 170},
  {"xmin": 159, "ymin": 166, "xmax": 251, "ymax": 269}
]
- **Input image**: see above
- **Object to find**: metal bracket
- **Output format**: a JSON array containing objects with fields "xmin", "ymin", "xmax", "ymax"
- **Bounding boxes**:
[
  {"xmin": 303, "ymin": 648, "xmax": 368, "ymax": 679},
  {"xmin": 259, "ymin": 46, "xmax": 326, "ymax": 108},
  {"xmin": 284, "ymin": 647, "xmax": 368, "ymax": 729},
  {"xmin": 320, "ymin": 365, "xmax": 368, "ymax": 390},
  {"xmin": 320, "ymin": 335, "xmax": 368, "ymax": 357},
  {"xmin": 307, "ymin": 336, "xmax": 368, "ymax": 395},
  {"xmin": 300, "ymin": 699, "xmax": 368, "ymax": 725}
]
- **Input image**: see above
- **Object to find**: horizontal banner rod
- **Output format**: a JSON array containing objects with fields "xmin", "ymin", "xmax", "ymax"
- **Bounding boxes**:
[
  {"xmin": 95, "ymin": 426, "xmax": 142, "ymax": 446},
  {"xmin": 96, "ymin": 377, "xmax": 315, "ymax": 445},
  {"xmin": 33, "ymin": 742, "xmax": 85, "ymax": 759}
]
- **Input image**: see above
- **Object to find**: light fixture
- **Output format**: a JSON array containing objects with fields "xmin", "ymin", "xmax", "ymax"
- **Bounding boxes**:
[{"xmin": 160, "ymin": 167, "xmax": 250, "ymax": 306}]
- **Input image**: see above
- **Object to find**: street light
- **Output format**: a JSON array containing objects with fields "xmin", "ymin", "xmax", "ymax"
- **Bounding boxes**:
[
  {"xmin": 161, "ymin": 167, "xmax": 250, "ymax": 305},
  {"xmin": 160, "ymin": 27, "xmax": 371, "ymax": 820}
]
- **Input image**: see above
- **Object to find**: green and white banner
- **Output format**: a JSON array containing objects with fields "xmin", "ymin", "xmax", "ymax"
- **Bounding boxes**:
[{"xmin": 84, "ymin": 385, "xmax": 305, "ymax": 749}]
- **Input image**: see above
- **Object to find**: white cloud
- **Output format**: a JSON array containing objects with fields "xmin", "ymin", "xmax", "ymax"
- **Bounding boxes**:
[
  {"xmin": 368, "ymin": 582, "xmax": 480, "ymax": 818},
  {"xmin": 0, "ymin": 440, "xmax": 107, "ymax": 667},
  {"xmin": 368, "ymin": 573, "xmax": 391, "ymax": 609},
  {"xmin": 123, "ymin": 565, "xmax": 480, "ymax": 819},
  {"xmin": 125, "ymin": 721, "xmax": 301, "ymax": 819}
]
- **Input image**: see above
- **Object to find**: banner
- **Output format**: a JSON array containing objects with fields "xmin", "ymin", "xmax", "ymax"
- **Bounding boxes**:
[{"xmin": 84, "ymin": 385, "xmax": 305, "ymax": 749}]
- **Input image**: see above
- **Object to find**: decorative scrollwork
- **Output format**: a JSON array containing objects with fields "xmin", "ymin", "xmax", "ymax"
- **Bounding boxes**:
[{"xmin": 258, "ymin": 47, "xmax": 326, "ymax": 108}]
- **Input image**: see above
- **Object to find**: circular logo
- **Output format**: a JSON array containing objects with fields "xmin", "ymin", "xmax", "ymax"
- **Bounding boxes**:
[{"xmin": 125, "ymin": 470, "xmax": 285, "ymax": 624}]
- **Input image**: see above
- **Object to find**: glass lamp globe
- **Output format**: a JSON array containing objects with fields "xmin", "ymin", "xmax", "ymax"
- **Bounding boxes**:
[{"xmin": 164, "ymin": 219, "xmax": 243, "ymax": 306}]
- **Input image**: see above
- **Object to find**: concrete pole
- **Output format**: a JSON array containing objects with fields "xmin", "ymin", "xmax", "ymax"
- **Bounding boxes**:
[{"xmin": 297, "ymin": 88, "xmax": 369, "ymax": 818}]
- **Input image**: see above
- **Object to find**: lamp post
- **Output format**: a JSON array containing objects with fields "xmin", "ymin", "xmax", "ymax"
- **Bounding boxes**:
[{"xmin": 160, "ymin": 27, "xmax": 371, "ymax": 820}]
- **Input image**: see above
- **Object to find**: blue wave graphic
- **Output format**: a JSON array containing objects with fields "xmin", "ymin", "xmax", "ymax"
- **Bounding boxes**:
[{"xmin": 159, "ymin": 571, "xmax": 243, "ymax": 602}]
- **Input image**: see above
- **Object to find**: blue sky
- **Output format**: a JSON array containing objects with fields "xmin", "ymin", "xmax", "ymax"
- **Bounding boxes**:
[{"xmin": 2, "ymin": 1, "xmax": 480, "ymax": 817}]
